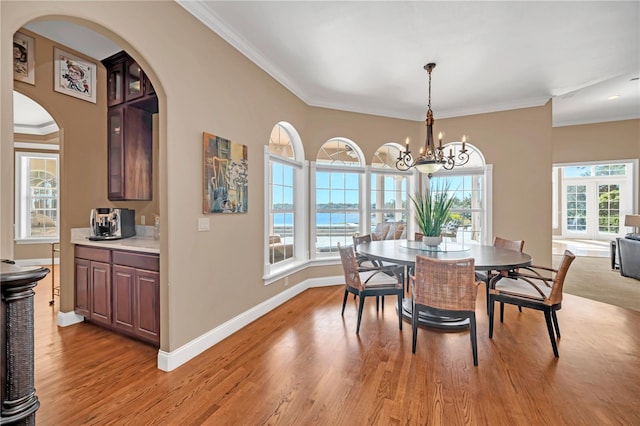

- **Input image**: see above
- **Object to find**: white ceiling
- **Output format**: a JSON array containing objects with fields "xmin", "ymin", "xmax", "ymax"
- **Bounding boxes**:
[{"xmin": 14, "ymin": 1, "xmax": 640, "ymax": 134}]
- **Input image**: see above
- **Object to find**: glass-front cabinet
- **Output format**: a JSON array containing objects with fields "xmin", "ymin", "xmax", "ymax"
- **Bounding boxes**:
[
  {"xmin": 103, "ymin": 51, "xmax": 157, "ymax": 201},
  {"xmin": 125, "ymin": 60, "xmax": 144, "ymax": 102}
]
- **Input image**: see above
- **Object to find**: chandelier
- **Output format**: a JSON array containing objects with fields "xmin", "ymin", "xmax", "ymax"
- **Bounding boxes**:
[{"xmin": 396, "ymin": 63, "xmax": 470, "ymax": 174}]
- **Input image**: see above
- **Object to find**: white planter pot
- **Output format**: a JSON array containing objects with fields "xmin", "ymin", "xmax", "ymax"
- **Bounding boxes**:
[{"xmin": 422, "ymin": 236, "xmax": 443, "ymax": 247}]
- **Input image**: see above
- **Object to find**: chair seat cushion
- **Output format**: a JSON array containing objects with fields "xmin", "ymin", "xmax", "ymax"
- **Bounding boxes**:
[
  {"xmin": 358, "ymin": 259, "xmax": 379, "ymax": 269},
  {"xmin": 475, "ymin": 271, "xmax": 489, "ymax": 282},
  {"xmin": 494, "ymin": 277, "xmax": 551, "ymax": 301},
  {"xmin": 360, "ymin": 270, "xmax": 400, "ymax": 288}
]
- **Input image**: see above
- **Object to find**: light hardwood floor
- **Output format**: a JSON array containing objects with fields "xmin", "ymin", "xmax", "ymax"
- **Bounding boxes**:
[{"xmin": 32, "ymin": 268, "xmax": 639, "ymax": 425}]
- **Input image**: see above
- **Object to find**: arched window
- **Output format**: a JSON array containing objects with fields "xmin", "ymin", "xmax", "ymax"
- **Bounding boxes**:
[
  {"xmin": 370, "ymin": 143, "xmax": 412, "ymax": 233},
  {"xmin": 311, "ymin": 138, "xmax": 365, "ymax": 256},
  {"xmin": 264, "ymin": 122, "xmax": 307, "ymax": 280},
  {"xmin": 428, "ymin": 142, "xmax": 491, "ymax": 245}
]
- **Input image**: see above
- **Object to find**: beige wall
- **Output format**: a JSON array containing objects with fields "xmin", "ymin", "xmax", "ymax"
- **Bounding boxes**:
[{"xmin": 0, "ymin": 1, "xmax": 635, "ymax": 354}]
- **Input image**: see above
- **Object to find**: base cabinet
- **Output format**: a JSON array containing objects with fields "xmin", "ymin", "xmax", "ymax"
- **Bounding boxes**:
[
  {"xmin": 112, "ymin": 265, "xmax": 136, "ymax": 334},
  {"xmin": 74, "ymin": 245, "xmax": 159, "ymax": 346}
]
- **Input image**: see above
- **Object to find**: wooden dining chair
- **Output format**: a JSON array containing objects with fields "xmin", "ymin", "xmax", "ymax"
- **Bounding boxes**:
[
  {"xmin": 352, "ymin": 233, "xmax": 405, "ymax": 308},
  {"xmin": 488, "ymin": 250, "xmax": 576, "ymax": 357},
  {"xmin": 411, "ymin": 255, "xmax": 481, "ymax": 366},
  {"xmin": 476, "ymin": 237, "xmax": 525, "ymax": 313},
  {"xmin": 337, "ymin": 243, "xmax": 404, "ymax": 334},
  {"xmin": 352, "ymin": 233, "xmax": 381, "ymax": 269}
]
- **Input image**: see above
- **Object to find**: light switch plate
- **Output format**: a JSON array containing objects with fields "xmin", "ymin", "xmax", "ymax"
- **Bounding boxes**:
[{"xmin": 198, "ymin": 217, "xmax": 210, "ymax": 231}]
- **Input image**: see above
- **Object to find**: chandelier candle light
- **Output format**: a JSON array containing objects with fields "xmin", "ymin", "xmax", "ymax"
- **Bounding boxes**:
[{"xmin": 396, "ymin": 62, "xmax": 470, "ymax": 174}]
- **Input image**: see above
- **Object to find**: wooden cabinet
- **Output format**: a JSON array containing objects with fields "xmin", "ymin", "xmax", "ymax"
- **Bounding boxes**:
[
  {"xmin": 125, "ymin": 60, "xmax": 145, "ymax": 102},
  {"xmin": 74, "ymin": 245, "xmax": 159, "ymax": 346},
  {"xmin": 134, "ymin": 269, "xmax": 160, "ymax": 343},
  {"xmin": 89, "ymin": 261, "xmax": 112, "ymax": 327},
  {"xmin": 112, "ymin": 265, "xmax": 135, "ymax": 334},
  {"xmin": 103, "ymin": 51, "xmax": 157, "ymax": 201},
  {"xmin": 112, "ymin": 250, "xmax": 160, "ymax": 345},
  {"xmin": 104, "ymin": 51, "xmax": 157, "ymax": 109},
  {"xmin": 74, "ymin": 246, "xmax": 112, "ymax": 327},
  {"xmin": 107, "ymin": 105, "xmax": 152, "ymax": 201},
  {"xmin": 106, "ymin": 60, "xmax": 124, "ymax": 107}
]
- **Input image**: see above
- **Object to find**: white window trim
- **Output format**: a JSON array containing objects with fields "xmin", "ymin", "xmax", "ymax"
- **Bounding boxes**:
[
  {"xmin": 310, "ymin": 161, "xmax": 366, "ymax": 260},
  {"xmin": 263, "ymin": 146, "xmax": 309, "ymax": 283},
  {"xmin": 15, "ymin": 150, "xmax": 60, "ymax": 244},
  {"xmin": 428, "ymin": 164, "xmax": 492, "ymax": 246},
  {"xmin": 368, "ymin": 166, "xmax": 415, "ymax": 236},
  {"xmin": 555, "ymin": 159, "xmax": 638, "ymax": 210}
]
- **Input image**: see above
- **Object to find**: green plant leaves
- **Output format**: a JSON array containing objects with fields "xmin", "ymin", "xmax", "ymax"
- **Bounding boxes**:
[{"xmin": 410, "ymin": 180, "xmax": 455, "ymax": 237}]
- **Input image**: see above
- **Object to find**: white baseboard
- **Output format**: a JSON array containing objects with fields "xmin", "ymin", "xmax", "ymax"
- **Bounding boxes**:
[
  {"xmin": 157, "ymin": 275, "xmax": 343, "ymax": 371},
  {"xmin": 14, "ymin": 257, "xmax": 60, "ymax": 266},
  {"xmin": 58, "ymin": 311, "xmax": 84, "ymax": 327}
]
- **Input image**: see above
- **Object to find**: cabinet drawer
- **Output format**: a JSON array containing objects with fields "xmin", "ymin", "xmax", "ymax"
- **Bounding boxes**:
[
  {"xmin": 112, "ymin": 250, "xmax": 159, "ymax": 271},
  {"xmin": 75, "ymin": 245, "xmax": 111, "ymax": 263}
]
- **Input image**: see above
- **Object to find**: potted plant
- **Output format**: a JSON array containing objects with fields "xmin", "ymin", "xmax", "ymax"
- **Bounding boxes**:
[{"xmin": 410, "ymin": 180, "xmax": 455, "ymax": 247}]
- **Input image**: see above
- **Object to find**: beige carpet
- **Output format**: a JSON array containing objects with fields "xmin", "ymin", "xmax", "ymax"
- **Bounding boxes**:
[{"xmin": 553, "ymin": 255, "xmax": 640, "ymax": 312}]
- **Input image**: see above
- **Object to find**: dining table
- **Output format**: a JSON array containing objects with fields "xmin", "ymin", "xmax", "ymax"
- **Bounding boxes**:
[{"xmin": 357, "ymin": 239, "xmax": 532, "ymax": 331}]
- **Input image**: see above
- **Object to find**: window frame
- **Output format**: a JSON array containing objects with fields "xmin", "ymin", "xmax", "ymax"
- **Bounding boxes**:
[
  {"xmin": 15, "ymin": 150, "xmax": 60, "ymax": 243},
  {"xmin": 263, "ymin": 123, "xmax": 308, "ymax": 283},
  {"xmin": 310, "ymin": 161, "xmax": 366, "ymax": 260},
  {"xmin": 426, "ymin": 142, "xmax": 492, "ymax": 246},
  {"xmin": 368, "ymin": 167, "xmax": 414, "ymax": 235}
]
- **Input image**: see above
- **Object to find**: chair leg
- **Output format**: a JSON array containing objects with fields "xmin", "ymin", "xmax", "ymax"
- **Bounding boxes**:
[
  {"xmin": 485, "ymin": 278, "xmax": 490, "ymax": 315},
  {"xmin": 381, "ymin": 296, "xmax": 385, "ymax": 310},
  {"xmin": 397, "ymin": 294, "xmax": 402, "ymax": 330},
  {"xmin": 484, "ymin": 271, "xmax": 491, "ymax": 315},
  {"xmin": 518, "ymin": 306, "xmax": 522, "ymax": 312},
  {"xmin": 412, "ymin": 305, "xmax": 418, "ymax": 353},
  {"xmin": 488, "ymin": 297, "xmax": 495, "ymax": 339},
  {"xmin": 469, "ymin": 312, "xmax": 478, "ymax": 366},
  {"xmin": 356, "ymin": 295, "xmax": 366, "ymax": 334},
  {"xmin": 341, "ymin": 289, "xmax": 349, "ymax": 315},
  {"xmin": 551, "ymin": 310, "xmax": 561, "ymax": 338},
  {"xmin": 376, "ymin": 296, "xmax": 380, "ymax": 312},
  {"xmin": 499, "ymin": 301, "xmax": 505, "ymax": 323},
  {"xmin": 544, "ymin": 309, "xmax": 559, "ymax": 357}
]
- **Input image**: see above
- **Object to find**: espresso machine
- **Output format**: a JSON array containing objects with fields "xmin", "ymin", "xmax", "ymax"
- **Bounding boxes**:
[{"xmin": 89, "ymin": 208, "xmax": 136, "ymax": 240}]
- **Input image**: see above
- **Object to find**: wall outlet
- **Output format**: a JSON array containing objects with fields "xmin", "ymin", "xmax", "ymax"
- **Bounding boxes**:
[{"xmin": 198, "ymin": 217, "xmax": 210, "ymax": 232}]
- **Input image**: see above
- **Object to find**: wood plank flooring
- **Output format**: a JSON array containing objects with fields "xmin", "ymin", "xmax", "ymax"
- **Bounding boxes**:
[{"xmin": 32, "ymin": 269, "xmax": 640, "ymax": 425}]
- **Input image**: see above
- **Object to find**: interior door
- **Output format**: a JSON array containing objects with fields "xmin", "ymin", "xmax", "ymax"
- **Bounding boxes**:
[{"xmin": 562, "ymin": 178, "xmax": 629, "ymax": 240}]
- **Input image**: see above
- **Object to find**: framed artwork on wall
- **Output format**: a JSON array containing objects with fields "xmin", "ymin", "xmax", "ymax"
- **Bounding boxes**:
[
  {"xmin": 203, "ymin": 132, "xmax": 248, "ymax": 214},
  {"xmin": 53, "ymin": 47, "xmax": 97, "ymax": 103},
  {"xmin": 13, "ymin": 32, "xmax": 35, "ymax": 85}
]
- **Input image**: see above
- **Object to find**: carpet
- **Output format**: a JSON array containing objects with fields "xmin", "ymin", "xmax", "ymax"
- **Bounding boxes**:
[{"xmin": 553, "ymin": 255, "xmax": 640, "ymax": 312}]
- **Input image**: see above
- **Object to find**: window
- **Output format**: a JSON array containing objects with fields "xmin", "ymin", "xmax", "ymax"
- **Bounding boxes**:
[
  {"xmin": 428, "ymin": 142, "xmax": 489, "ymax": 245},
  {"xmin": 370, "ymin": 143, "xmax": 411, "ymax": 233},
  {"xmin": 264, "ymin": 122, "xmax": 307, "ymax": 280},
  {"xmin": 15, "ymin": 151, "xmax": 59, "ymax": 241},
  {"xmin": 311, "ymin": 138, "xmax": 365, "ymax": 256},
  {"xmin": 558, "ymin": 161, "xmax": 634, "ymax": 239}
]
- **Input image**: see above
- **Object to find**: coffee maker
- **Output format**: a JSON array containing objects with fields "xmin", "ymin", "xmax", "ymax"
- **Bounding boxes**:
[{"xmin": 89, "ymin": 208, "xmax": 136, "ymax": 240}]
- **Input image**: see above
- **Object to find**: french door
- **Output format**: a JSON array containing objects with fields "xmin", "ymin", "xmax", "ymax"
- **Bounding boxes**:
[{"xmin": 562, "ymin": 178, "xmax": 629, "ymax": 240}]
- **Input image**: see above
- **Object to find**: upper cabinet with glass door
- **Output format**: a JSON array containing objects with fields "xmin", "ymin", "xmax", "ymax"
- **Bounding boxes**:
[{"xmin": 103, "ymin": 51, "xmax": 158, "ymax": 113}]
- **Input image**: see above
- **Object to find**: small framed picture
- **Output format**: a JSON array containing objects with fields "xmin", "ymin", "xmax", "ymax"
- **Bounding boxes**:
[
  {"xmin": 13, "ymin": 32, "xmax": 35, "ymax": 85},
  {"xmin": 53, "ymin": 47, "xmax": 97, "ymax": 103}
]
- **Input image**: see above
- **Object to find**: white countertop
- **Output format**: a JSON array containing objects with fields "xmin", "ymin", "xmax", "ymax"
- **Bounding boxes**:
[{"xmin": 71, "ymin": 228, "xmax": 159, "ymax": 254}]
